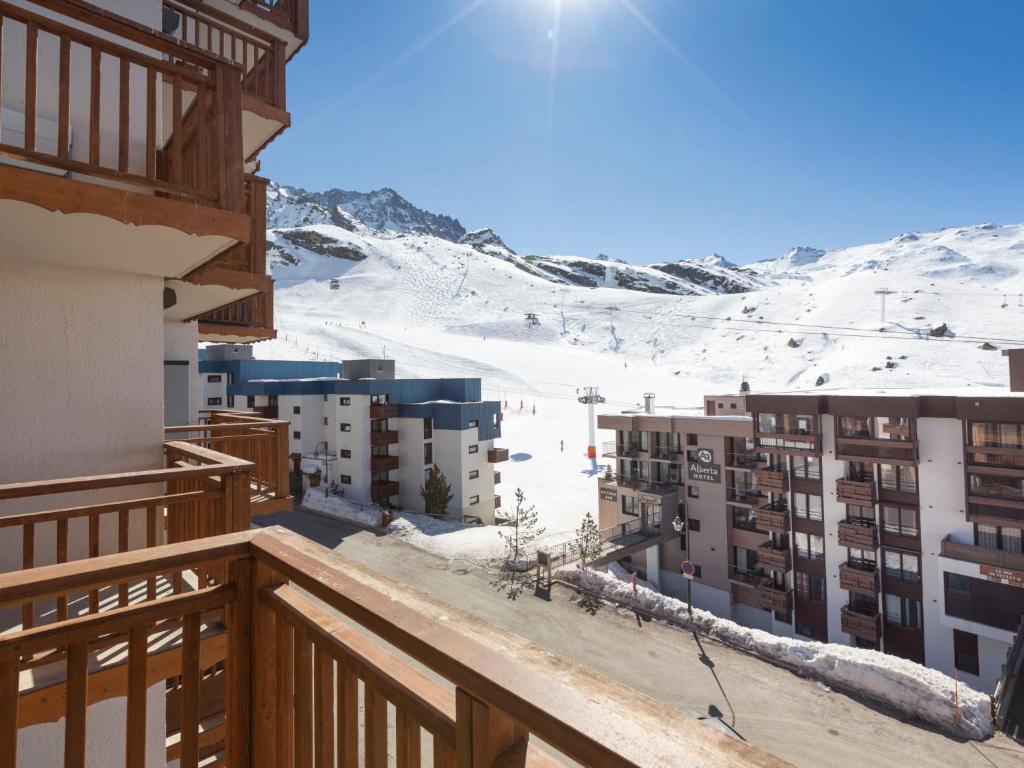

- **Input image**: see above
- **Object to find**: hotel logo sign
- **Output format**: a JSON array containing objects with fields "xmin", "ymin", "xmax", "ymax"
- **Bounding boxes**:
[
  {"xmin": 599, "ymin": 488, "xmax": 617, "ymax": 502},
  {"xmin": 980, "ymin": 565, "xmax": 1024, "ymax": 589},
  {"xmin": 687, "ymin": 448, "xmax": 721, "ymax": 484}
]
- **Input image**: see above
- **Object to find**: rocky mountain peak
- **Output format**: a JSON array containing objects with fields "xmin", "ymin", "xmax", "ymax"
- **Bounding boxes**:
[{"xmin": 459, "ymin": 228, "xmax": 516, "ymax": 256}]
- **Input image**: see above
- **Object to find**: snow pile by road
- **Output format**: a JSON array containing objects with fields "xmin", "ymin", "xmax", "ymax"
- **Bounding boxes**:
[
  {"xmin": 303, "ymin": 491, "xmax": 383, "ymax": 528},
  {"xmin": 386, "ymin": 512, "xmax": 507, "ymax": 565},
  {"xmin": 559, "ymin": 565, "xmax": 994, "ymax": 740}
]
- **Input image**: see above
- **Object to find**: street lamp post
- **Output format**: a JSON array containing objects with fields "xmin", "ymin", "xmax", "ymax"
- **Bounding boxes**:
[{"xmin": 672, "ymin": 505, "xmax": 693, "ymax": 616}]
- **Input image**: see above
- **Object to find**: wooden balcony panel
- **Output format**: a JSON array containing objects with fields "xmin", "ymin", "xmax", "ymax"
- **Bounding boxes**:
[
  {"xmin": 838, "ymin": 563, "xmax": 879, "ymax": 596},
  {"xmin": 841, "ymin": 606, "xmax": 881, "ymax": 642},
  {"xmin": 762, "ymin": 508, "xmax": 791, "ymax": 535},
  {"xmin": 837, "ymin": 520, "xmax": 878, "ymax": 550},
  {"xmin": 369, "ymin": 404, "xmax": 399, "ymax": 420},
  {"xmin": 836, "ymin": 479, "xmax": 877, "ymax": 506},
  {"xmin": 197, "ymin": 289, "xmax": 276, "ymax": 342},
  {"xmin": 835, "ymin": 438, "xmax": 917, "ymax": 465},
  {"xmin": 370, "ymin": 480, "xmax": 399, "ymax": 502},
  {"xmin": 754, "ymin": 584, "xmax": 792, "ymax": 613},
  {"xmin": 494, "ymin": 494, "xmax": 502, "ymax": 509},
  {"xmin": 370, "ymin": 455, "xmax": 399, "ymax": 472},
  {"xmin": 493, "ymin": 471, "xmax": 501, "ymax": 485},
  {"xmin": 488, "ymin": 447, "xmax": 510, "ymax": 463},
  {"xmin": 754, "ymin": 468, "xmax": 788, "ymax": 494},
  {"xmin": 0, "ymin": 528, "xmax": 788, "ymax": 767},
  {"xmin": 940, "ymin": 535, "xmax": 1024, "ymax": 572},
  {"xmin": 369, "ymin": 431, "xmax": 399, "ymax": 447},
  {"xmin": 756, "ymin": 543, "xmax": 791, "ymax": 573}
]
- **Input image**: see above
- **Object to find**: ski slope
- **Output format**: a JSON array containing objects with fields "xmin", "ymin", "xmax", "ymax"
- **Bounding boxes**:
[{"xmin": 255, "ymin": 190, "xmax": 1024, "ymax": 549}]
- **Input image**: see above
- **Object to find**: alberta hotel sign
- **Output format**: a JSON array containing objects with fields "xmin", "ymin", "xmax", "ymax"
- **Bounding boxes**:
[{"xmin": 687, "ymin": 448, "xmax": 721, "ymax": 484}]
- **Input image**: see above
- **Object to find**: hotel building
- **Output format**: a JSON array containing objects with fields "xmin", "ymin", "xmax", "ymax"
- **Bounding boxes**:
[{"xmin": 598, "ymin": 371, "xmax": 1024, "ymax": 694}]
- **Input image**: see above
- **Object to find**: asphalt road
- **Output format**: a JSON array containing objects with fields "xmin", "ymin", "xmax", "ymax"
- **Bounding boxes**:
[{"xmin": 258, "ymin": 508, "xmax": 1024, "ymax": 768}]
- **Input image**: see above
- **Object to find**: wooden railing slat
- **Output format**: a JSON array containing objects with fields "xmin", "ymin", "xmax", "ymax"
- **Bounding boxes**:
[
  {"xmin": 396, "ymin": 708, "xmax": 422, "ymax": 768},
  {"xmin": 24, "ymin": 21, "xmax": 36, "ymax": 153},
  {"xmin": 180, "ymin": 612, "xmax": 202, "ymax": 768},
  {"xmin": 313, "ymin": 646, "xmax": 333, "ymax": 768},
  {"xmin": 125, "ymin": 625, "xmax": 148, "ymax": 766},
  {"xmin": 58, "ymin": 34, "xmax": 70, "ymax": 159},
  {"xmin": 118, "ymin": 57, "xmax": 130, "ymax": 172},
  {"xmin": 293, "ymin": 629, "xmax": 312, "ymax": 768},
  {"xmin": 64, "ymin": 640, "xmax": 88, "ymax": 768},
  {"xmin": 365, "ymin": 685, "xmax": 388, "ymax": 768},
  {"xmin": 275, "ymin": 614, "xmax": 295, "ymax": 768},
  {"xmin": 0, "ymin": 658, "xmax": 17, "ymax": 768},
  {"xmin": 337, "ymin": 662, "xmax": 358, "ymax": 768},
  {"xmin": 56, "ymin": 518, "xmax": 68, "ymax": 621}
]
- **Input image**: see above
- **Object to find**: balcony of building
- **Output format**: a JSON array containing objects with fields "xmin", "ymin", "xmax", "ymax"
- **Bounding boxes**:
[
  {"xmin": 172, "ymin": 175, "xmax": 277, "ymax": 341},
  {"xmin": 0, "ymin": 527, "xmax": 783, "ymax": 768},
  {"xmin": 600, "ymin": 474, "xmax": 677, "ymax": 498},
  {"xmin": 754, "ymin": 415, "xmax": 821, "ymax": 455},
  {"xmin": 838, "ymin": 563, "xmax": 880, "ymax": 596},
  {"xmin": 163, "ymin": 0, "xmax": 300, "ymax": 161},
  {"xmin": 370, "ymin": 455, "xmax": 400, "ymax": 472},
  {"xmin": 0, "ymin": 0, "xmax": 251, "ymax": 280},
  {"xmin": 493, "ymin": 470, "xmax": 501, "ymax": 485},
  {"xmin": 649, "ymin": 445, "xmax": 684, "ymax": 461},
  {"xmin": 725, "ymin": 486, "xmax": 765, "ymax": 508},
  {"xmin": 488, "ymin": 447, "xmax": 510, "ymax": 463},
  {"xmin": 369, "ymin": 403, "xmax": 400, "ymax": 420},
  {"xmin": 600, "ymin": 440, "xmax": 644, "ymax": 459},
  {"xmin": 214, "ymin": 0, "xmax": 310, "ymax": 58},
  {"xmin": 494, "ymin": 494, "xmax": 501, "ymax": 510},
  {"xmin": 369, "ymin": 430, "xmax": 400, "ymax": 448},
  {"xmin": 836, "ymin": 477, "xmax": 877, "ymax": 506},
  {"xmin": 756, "ymin": 542, "xmax": 791, "ymax": 573},
  {"xmin": 754, "ymin": 582, "xmax": 792, "ymax": 614},
  {"xmin": 835, "ymin": 438, "xmax": 917, "ymax": 465},
  {"xmin": 940, "ymin": 534, "xmax": 1024, "ymax": 572},
  {"xmin": 726, "ymin": 451, "xmax": 764, "ymax": 471},
  {"xmin": 841, "ymin": 605, "xmax": 882, "ymax": 643},
  {"xmin": 837, "ymin": 518, "xmax": 878, "ymax": 550},
  {"xmin": 370, "ymin": 480, "xmax": 400, "ymax": 503},
  {"xmin": 754, "ymin": 467, "xmax": 788, "ymax": 494}
]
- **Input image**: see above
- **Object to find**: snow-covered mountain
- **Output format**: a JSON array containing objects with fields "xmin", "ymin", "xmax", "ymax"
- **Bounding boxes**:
[{"xmin": 253, "ymin": 182, "xmax": 1024, "ymax": 537}]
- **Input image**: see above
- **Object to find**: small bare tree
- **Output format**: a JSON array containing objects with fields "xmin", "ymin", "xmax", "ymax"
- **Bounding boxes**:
[
  {"xmin": 496, "ymin": 488, "xmax": 545, "ymax": 599},
  {"xmin": 574, "ymin": 511, "xmax": 602, "ymax": 568}
]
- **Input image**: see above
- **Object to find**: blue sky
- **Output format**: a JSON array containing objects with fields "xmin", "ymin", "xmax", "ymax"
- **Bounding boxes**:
[{"xmin": 263, "ymin": 0, "xmax": 1024, "ymax": 264}]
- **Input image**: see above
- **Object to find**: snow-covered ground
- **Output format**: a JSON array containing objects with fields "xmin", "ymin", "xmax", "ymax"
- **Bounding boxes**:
[{"xmin": 560, "ymin": 564, "xmax": 994, "ymax": 741}]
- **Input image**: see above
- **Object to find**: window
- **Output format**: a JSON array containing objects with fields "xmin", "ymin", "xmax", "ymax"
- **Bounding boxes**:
[
  {"xmin": 882, "ymin": 505, "xmax": 918, "ymax": 537},
  {"xmin": 883, "ymin": 550, "xmax": 920, "ymax": 582},
  {"xmin": 339, "ymin": 449, "xmax": 351, "ymax": 459},
  {"xmin": 686, "ymin": 433, "xmax": 698, "ymax": 445},
  {"xmin": 622, "ymin": 496, "xmax": 638, "ymax": 517},
  {"xmin": 687, "ymin": 486, "xmax": 699, "ymax": 499},
  {"xmin": 792, "ymin": 456, "xmax": 821, "ymax": 480},
  {"xmin": 688, "ymin": 518, "xmax": 701, "ymax": 533},
  {"xmin": 339, "ymin": 423, "xmax": 351, "ymax": 432},
  {"xmin": 692, "ymin": 564, "xmax": 702, "ymax": 578},
  {"xmin": 207, "ymin": 374, "xmax": 222, "ymax": 383},
  {"xmin": 971, "ymin": 422, "xmax": 1024, "ymax": 449},
  {"xmin": 954, "ymin": 630, "xmax": 980, "ymax": 676},
  {"xmin": 848, "ymin": 547, "xmax": 876, "ymax": 569},
  {"xmin": 470, "ymin": 495, "xmax": 480, "ymax": 505},
  {"xmin": 970, "ymin": 473, "xmax": 1024, "ymax": 501},
  {"xmin": 846, "ymin": 504, "xmax": 874, "ymax": 522},
  {"xmin": 292, "ymin": 431, "xmax": 301, "ymax": 440},
  {"xmin": 339, "ymin": 397, "xmax": 350, "ymax": 406},
  {"xmin": 339, "ymin": 475, "xmax": 352, "ymax": 485},
  {"xmin": 734, "ymin": 546, "xmax": 758, "ymax": 574},
  {"xmin": 424, "ymin": 419, "xmax": 433, "ymax": 439},
  {"xmin": 793, "ymin": 493, "xmax": 823, "ymax": 521},
  {"xmin": 207, "ymin": 397, "xmax": 222, "ymax": 406},
  {"xmin": 324, "ymin": 418, "xmax": 328, "ymax": 426},
  {"xmin": 469, "ymin": 470, "xmax": 479, "ymax": 479},
  {"xmin": 975, "ymin": 524, "xmax": 1023, "ymax": 553},
  {"xmin": 227, "ymin": 395, "xmax": 235, "ymax": 408},
  {"xmin": 468, "ymin": 419, "xmax": 479, "ymax": 428},
  {"xmin": 729, "ymin": 403, "xmax": 737, "ymax": 409},
  {"xmin": 424, "ymin": 443, "xmax": 433, "ymax": 465},
  {"xmin": 293, "ymin": 405, "xmax": 301, "ymax": 415},
  {"xmin": 795, "ymin": 571, "xmax": 826, "ymax": 602},
  {"xmin": 794, "ymin": 532, "xmax": 824, "ymax": 562},
  {"xmin": 732, "ymin": 506, "xmax": 759, "ymax": 531},
  {"xmin": 468, "ymin": 445, "xmax": 479, "ymax": 454},
  {"xmin": 247, "ymin": 396, "xmax": 255, "ymax": 408},
  {"xmin": 884, "ymin": 594, "xmax": 922, "ymax": 629},
  {"xmin": 946, "ymin": 572, "xmax": 971, "ymax": 593},
  {"xmin": 268, "ymin": 396, "xmax": 278, "ymax": 407},
  {"xmin": 324, "ymin": 394, "xmax": 328, "ymax": 402},
  {"xmin": 838, "ymin": 416, "xmax": 873, "ymax": 438},
  {"xmin": 880, "ymin": 464, "xmax": 917, "ymax": 493}
]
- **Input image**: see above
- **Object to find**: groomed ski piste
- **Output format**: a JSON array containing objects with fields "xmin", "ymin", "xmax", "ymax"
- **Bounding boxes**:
[{"xmin": 249, "ymin": 185, "xmax": 1024, "ymax": 740}]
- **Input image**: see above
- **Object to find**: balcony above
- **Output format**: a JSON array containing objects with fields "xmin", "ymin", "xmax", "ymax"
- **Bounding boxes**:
[
  {"xmin": 754, "ymin": 468, "xmax": 788, "ymax": 493},
  {"xmin": 940, "ymin": 534, "xmax": 1024, "ymax": 573},
  {"xmin": 369, "ymin": 430, "xmax": 399, "ymax": 447},
  {"xmin": 761, "ymin": 506, "xmax": 791, "ymax": 535},
  {"xmin": 493, "ymin": 470, "xmax": 501, "ymax": 485},
  {"xmin": 601, "ymin": 474, "xmax": 677, "ymax": 498},
  {"xmin": 215, "ymin": 0, "xmax": 309, "ymax": 58},
  {"xmin": 488, "ymin": 447, "xmax": 510, "ymax": 463},
  {"xmin": 837, "ymin": 519, "xmax": 878, "ymax": 550},
  {"xmin": 369, "ymin": 403, "xmax": 400, "ymax": 420},
  {"xmin": 370, "ymin": 480, "xmax": 399, "ymax": 503},
  {"xmin": 0, "ymin": 1, "xmax": 250, "ymax": 278},
  {"xmin": 841, "ymin": 605, "xmax": 882, "ymax": 642},
  {"xmin": 838, "ymin": 563, "xmax": 879, "ymax": 596},
  {"xmin": 601, "ymin": 440, "xmax": 643, "ymax": 458},
  {"xmin": 494, "ymin": 494, "xmax": 501, "ymax": 509},
  {"xmin": 370, "ymin": 455, "xmax": 399, "ymax": 472},
  {"xmin": 756, "ymin": 542, "xmax": 791, "ymax": 573},
  {"xmin": 835, "ymin": 436, "xmax": 917, "ymax": 465},
  {"xmin": 836, "ymin": 478, "xmax": 877, "ymax": 506}
]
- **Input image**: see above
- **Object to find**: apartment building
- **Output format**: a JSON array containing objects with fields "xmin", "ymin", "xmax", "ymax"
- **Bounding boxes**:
[
  {"xmin": 598, "ymin": 373, "xmax": 1024, "ymax": 694},
  {"xmin": 221, "ymin": 359, "xmax": 508, "ymax": 523}
]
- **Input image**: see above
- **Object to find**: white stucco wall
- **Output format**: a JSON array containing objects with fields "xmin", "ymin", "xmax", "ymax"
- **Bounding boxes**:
[{"xmin": 164, "ymin": 321, "xmax": 199, "ymax": 425}]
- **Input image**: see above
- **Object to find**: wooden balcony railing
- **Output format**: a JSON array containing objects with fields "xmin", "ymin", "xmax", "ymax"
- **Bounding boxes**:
[
  {"xmin": 0, "ymin": 527, "xmax": 783, "ymax": 767},
  {"xmin": 836, "ymin": 478, "xmax": 877, "ymax": 506},
  {"xmin": 370, "ymin": 481, "xmax": 399, "ymax": 503},
  {"xmin": 838, "ymin": 563, "xmax": 879, "ymax": 596},
  {"xmin": 754, "ymin": 468, "xmax": 788, "ymax": 493},
  {"xmin": 761, "ymin": 506, "xmax": 790, "ymax": 535},
  {"xmin": 940, "ymin": 534, "xmax": 1024, "ymax": 572},
  {"xmin": 165, "ymin": 0, "xmax": 287, "ymax": 109},
  {"xmin": 369, "ymin": 430, "xmax": 399, "ymax": 447},
  {"xmin": 369, "ymin": 403, "xmax": 399, "ymax": 420},
  {"xmin": 837, "ymin": 519, "xmax": 878, "ymax": 549},
  {"xmin": 494, "ymin": 470, "xmax": 501, "ymax": 485},
  {"xmin": 165, "ymin": 412, "xmax": 290, "ymax": 507},
  {"xmin": 756, "ymin": 543, "xmax": 791, "ymax": 573},
  {"xmin": 370, "ymin": 455, "xmax": 400, "ymax": 472},
  {"xmin": 0, "ymin": 0, "xmax": 244, "ymax": 210},
  {"xmin": 841, "ymin": 605, "xmax": 881, "ymax": 643},
  {"xmin": 754, "ymin": 582, "xmax": 792, "ymax": 614},
  {"xmin": 494, "ymin": 494, "xmax": 502, "ymax": 509},
  {"xmin": 488, "ymin": 447, "xmax": 510, "ymax": 463},
  {"xmin": 0, "ymin": 442, "xmax": 253, "ymax": 631},
  {"xmin": 240, "ymin": 0, "xmax": 309, "ymax": 40}
]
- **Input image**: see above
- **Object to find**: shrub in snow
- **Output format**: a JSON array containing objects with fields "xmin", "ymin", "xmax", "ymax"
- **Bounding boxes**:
[{"xmin": 558, "ymin": 566, "xmax": 993, "ymax": 741}]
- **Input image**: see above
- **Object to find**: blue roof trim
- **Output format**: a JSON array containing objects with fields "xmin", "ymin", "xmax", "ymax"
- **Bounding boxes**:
[
  {"xmin": 398, "ymin": 401, "xmax": 502, "ymax": 440},
  {"xmin": 231, "ymin": 377, "xmax": 482, "ymax": 402},
  {"xmin": 200, "ymin": 359, "xmax": 342, "ymax": 387}
]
